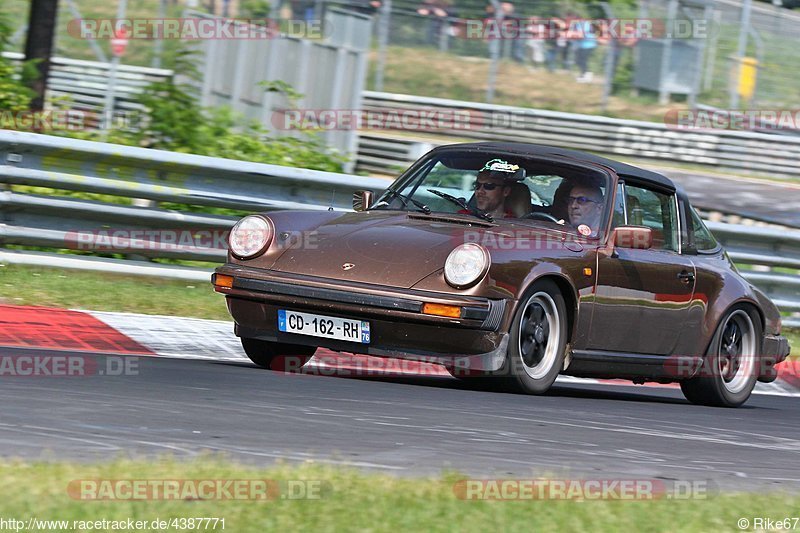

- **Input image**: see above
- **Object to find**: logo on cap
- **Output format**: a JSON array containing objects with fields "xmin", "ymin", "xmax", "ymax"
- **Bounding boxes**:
[{"xmin": 481, "ymin": 159, "xmax": 519, "ymax": 173}]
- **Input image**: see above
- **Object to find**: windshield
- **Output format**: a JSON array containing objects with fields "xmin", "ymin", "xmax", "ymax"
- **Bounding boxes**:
[{"xmin": 372, "ymin": 150, "xmax": 612, "ymax": 237}]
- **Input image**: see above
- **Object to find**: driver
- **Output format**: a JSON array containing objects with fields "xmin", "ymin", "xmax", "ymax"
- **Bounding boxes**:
[
  {"xmin": 567, "ymin": 183, "xmax": 604, "ymax": 233},
  {"xmin": 469, "ymin": 159, "xmax": 519, "ymax": 219}
]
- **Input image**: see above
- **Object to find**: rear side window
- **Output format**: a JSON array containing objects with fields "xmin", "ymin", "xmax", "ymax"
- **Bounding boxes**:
[
  {"xmin": 611, "ymin": 182, "xmax": 626, "ymax": 229},
  {"xmin": 624, "ymin": 184, "xmax": 679, "ymax": 252},
  {"xmin": 689, "ymin": 207, "xmax": 719, "ymax": 251}
]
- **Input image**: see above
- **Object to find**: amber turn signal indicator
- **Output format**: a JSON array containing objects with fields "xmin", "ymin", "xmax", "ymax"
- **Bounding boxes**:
[
  {"xmin": 422, "ymin": 303, "xmax": 462, "ymax": 318},
  {"xmin": 213, "ymin": 274, "xmax": 234, "ymax": 288},
  {"xmin": 583, "ymin": 267, "xmax": 593, "ymax": 276}
]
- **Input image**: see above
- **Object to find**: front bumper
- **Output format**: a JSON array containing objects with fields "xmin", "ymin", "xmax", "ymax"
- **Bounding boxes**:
[
  {"xmin": 758, "ymin": 334, "xmax": 791, "ymax": 383},
  {"xmin": 213, "ymin": 265, "xmax": 513, "ymax": 371}
]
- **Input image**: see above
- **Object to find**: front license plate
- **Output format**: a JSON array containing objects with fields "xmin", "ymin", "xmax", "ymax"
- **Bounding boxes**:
[{"xmin": 278, "ymin": 310, "xmax": 370, "ymax": 344}]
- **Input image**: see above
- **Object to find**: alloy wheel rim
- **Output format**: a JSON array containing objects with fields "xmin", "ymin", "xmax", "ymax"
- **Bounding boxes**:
[
  {"xmin": 518, "ymin": 292, "xmax": 560, "ymax": 380},
  {"xmin": 717, "ymin": 310, "xmax": 756, "ymax": 394}
]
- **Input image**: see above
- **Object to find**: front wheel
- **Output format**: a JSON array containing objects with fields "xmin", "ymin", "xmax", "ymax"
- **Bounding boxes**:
[
  {"xmin": 241, "ymin": 338, "xmax": 316, "ymax": 371},
  {"xmin": 502, "ymin": 280, "xmax": 569, "ymax": 394},
  {"xmin": 680, "ymin": 307, "xmax": 760, "ymax": 407}
]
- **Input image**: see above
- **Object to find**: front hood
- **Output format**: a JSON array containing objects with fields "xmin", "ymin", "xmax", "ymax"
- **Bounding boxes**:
[{"xmin": 272, "ymin": 211, "xmax": 543, "ymax": 289}]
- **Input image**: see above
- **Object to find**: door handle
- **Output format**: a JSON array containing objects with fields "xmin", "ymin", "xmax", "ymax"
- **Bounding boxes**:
[{"xmin": 678, "ymin": 270, "xmax": 695, "ymax": 283}]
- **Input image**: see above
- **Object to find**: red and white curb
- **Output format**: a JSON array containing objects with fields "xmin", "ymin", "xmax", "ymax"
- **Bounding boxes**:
[{"xmin": 1, "ymin": 304, "xmax": 798, "ymax": 397}]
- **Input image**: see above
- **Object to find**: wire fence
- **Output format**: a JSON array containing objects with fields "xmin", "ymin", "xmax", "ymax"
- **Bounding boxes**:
[
  {"xmin": 317, "ymin": 0, "xmax": 800, "ymax": 112},
  {"xmin": 701, "ymin": 0, "xmax": 800, "ymax": 109},
  {"xmin": 371, "ymin": 0, "xmax": 627, "ymax": 100},
  {"xmin": 6, "ymin": 0, "xmax": 800, "ymax": 119}
]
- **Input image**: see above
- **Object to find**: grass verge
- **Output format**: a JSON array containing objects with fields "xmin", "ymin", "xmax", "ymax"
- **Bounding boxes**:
[
  {"xmin": 0, "ymin": 264, "xmax": 229, "ymax": 321},
  {"xmin": 1, "ymin": 457, "xmax": 799, "ymax": 532},
  {"xmin": 785, "ymin": 330, "xmax": 799, "ymax": 358},
  {"xmin": 368, "ymin": 46, "xmax": 674, "ymax": 122}
]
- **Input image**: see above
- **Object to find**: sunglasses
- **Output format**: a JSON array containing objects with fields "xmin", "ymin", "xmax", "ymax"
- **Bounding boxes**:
[
  {"xmin": 473, "ymin": 181, "xmax": 502, "ymax": 191},
  {"xmin": 568, "ymin": 195, "xmax": 599, "ymax": 205}
]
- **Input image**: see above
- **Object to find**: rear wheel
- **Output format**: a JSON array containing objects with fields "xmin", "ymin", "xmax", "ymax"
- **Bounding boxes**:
[
  {"xmin": 241, "ymin": 338, "xmax": 316, "ymax": 371},
  {"xmin": 680, "ymin": 307, "xmax": 760, "ymax": 407},
  {"xmin": 502, "ymin": 280, "xmax": 568, "ymax": 394}
]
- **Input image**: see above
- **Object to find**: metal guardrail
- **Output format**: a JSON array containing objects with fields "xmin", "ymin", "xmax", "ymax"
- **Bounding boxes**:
[
  {"xmin": 0, "ymin": 130, "xmax": 387, "ymax": 279},
  {"xmin": 0, "ymin": 130, "xmax": 798, "ymax": 326},
  {"xmin": 6, "ymin": 51, "xmax": 800, "ymax": 179},
  {"xmin": 9, "ymin": 47, "xmax": 800, "ymax": 180},
  {"xmin": 0, "ymin": 130, "xmax": 382, "ymax": 210},
  {"xmin": 705, "ymin": 222, "xmax": 800, "ymax": 327},
  {"xmin": 359, "ymin": 92, "xmax": 800, "ymax": 179},
  {"xmin": 0, "ymin": 190, "xmax": 234, "ymax": 262}
]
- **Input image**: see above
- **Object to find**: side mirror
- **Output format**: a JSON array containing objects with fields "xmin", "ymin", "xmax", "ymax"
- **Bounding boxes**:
[
  {"xmin": 353, "ymin": 190, "xmax": 374, "ymax": 212},
  {"xmin": 612, "ymin": 225, "xmax": 652, "ymax": 250}
]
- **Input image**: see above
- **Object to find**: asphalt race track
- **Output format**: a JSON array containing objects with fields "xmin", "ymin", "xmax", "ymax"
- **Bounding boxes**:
[
  {"xmin": 655, "ymin": 167, "xmax": 800, "ymax": 227},
  {"xmin": 1, "ymin": 346, "xmax": 798, "ymax": 491}
]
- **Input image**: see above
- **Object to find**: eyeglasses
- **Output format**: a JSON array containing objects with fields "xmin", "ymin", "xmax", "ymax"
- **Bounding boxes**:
[
  {"xmin": 473, "ymin": 181, "xmax": 501, "ymax": 191},
  {"xmin": 568, "ymin": 196, "xmax": 600, "ymax": 205}
]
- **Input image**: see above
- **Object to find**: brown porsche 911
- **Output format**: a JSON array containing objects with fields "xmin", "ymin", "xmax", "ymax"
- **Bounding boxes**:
[{"xmin": 212, "ymin": 142, "xmax": 790, "ymax": 407}]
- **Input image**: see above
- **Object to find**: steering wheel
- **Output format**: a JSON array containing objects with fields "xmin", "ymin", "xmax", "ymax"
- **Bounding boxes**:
[{"xmin": 523, "ymin": 212, "xmax": 561, "ymax": 223}]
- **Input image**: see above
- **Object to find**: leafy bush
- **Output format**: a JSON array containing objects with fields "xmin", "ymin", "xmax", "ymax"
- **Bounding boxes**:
[
  {"xmin": 239, "ymin": 0, "xmax": 272, "ymax": 18},
  {"xmin": 1, "ymin": 18, "xmax": 345, "ymax": 172},
  {"xmin": 0, "ymin": 13, "xmax": 34, "ymax": 111},
  {"xmin": 70, "ymin": 48, "xmax": 347, "ymax": 172}
]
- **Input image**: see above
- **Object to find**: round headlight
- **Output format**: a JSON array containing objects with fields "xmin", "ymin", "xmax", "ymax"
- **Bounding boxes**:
[
  {"xmin": 229, "ymin": 215, "xmax": 273, "ymax": 259},
  {"xmin": 444, "ymin": 243, "xmax": 490, "ymax": 288}
]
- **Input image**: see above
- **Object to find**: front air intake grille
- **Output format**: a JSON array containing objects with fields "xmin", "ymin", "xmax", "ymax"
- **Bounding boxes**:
[{"xmin": 481, "ymin": 299, "xmax": 507, "ymax": 331}]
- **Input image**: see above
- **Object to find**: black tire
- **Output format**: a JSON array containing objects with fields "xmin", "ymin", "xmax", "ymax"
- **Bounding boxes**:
[
  {"xmin": 241, "ymin": 338, "xmax": 316, "ymax": 371},
  {"xmin": 501, "ymin": 279, "xmax": 569, "ymax": 394},
  {"xmin": 680, "ymin": 306, "xmax": 761, "ymax": 407}
]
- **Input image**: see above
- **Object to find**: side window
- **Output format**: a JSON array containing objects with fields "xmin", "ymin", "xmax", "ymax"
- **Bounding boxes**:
[
  {"xmin": 624, "ymin": 184, "xmax": 679, "ymax": 252},
  {"xmin": 611, "ymin": 182, "xmax": 626, "ymax": 229},
  {"xmin": 689, "ymin": 207, "xmax": 719, "ymax": 251}
]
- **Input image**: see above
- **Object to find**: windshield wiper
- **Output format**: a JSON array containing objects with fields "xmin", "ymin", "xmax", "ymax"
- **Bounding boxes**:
[
  {"xmin": 373, "ymin": 189, "xmax": 431, "ymax": 214},
  {"xmin": 427, "ymin": 189, "xmax": 494, "ymax": 222}
]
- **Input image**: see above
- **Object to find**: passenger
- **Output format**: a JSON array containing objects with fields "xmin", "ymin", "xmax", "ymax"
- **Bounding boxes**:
[
  {"xmin": 567, "ymin": 184, "xmax": 603, "ymax": 233},
  {"xmin": 548, "ymin": 180, "xmax": 572, "ymax": 222}
]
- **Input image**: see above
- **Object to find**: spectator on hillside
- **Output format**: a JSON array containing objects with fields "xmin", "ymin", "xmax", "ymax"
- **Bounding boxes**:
[
  {"xmin": 483, "ymin": 2, "xmax": 527, "ymax": 63},
  {"xmin": 417, "ymin": 0, "xmax": 454, "ymax": 46},
  {"xmin": 545, "ymin": 16, "xmax": 569, "ymax": 72},
  {"xmin": 572, "ymin": 15, "xmax": 597, "ymax": 82},
  {"xmin": 348, "ymin": 0, "xmax": 383, "ymax": 16},
  {"xmin": 526, "ymin": 18, "xmax": 547, "ymax": 70}
]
